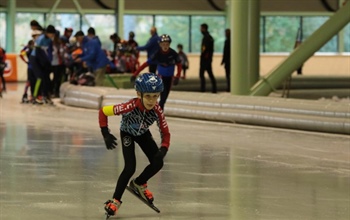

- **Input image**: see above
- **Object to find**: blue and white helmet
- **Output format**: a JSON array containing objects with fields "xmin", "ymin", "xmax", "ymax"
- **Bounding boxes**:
[{"xmin": 135, "ymin": 73, "xmax": 164, "ymax": 93}]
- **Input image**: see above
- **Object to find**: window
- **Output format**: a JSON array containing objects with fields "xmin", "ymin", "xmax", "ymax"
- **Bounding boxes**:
[
  {"xmin": 83, "ymin": 14, "xmax": 116, "ymax": 50},
  {"xmin": 15, "ymin": 13, "xmax": 44, "ymax": 52},
  {"xmin": 0, "ymin": 13, "xmax": 5, "ymax": 48},
  {"xmin": 191, "ymin": 16, "xmax": 225, "ymax": 53},
  {"xmin": 123, "ymin": 15, "xmax": 153, "ymax": 47},
  {"xmin": 46, "ymin": 13, "xmax": 80, "ymax": 36},
  {"xmin": 155, "ymin": 16, "xmax": 190, "ymax": 53},
  {"xmin": 264, "ymin": 16, "xmax": 300, "ymax": 52},
  {"xmin": 303, "ymin": 16, "xmax": 337, "ymax": 52},
  {"xmin": 344, "ymin": 23, "xmax": 350, "ymax": 52}
]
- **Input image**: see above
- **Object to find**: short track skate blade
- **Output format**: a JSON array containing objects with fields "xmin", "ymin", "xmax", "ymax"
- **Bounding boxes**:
[
  {"xmin": 126, "ymin": 186, "xmax": 160, "ymax": 213},
  {"xmin": 105, "ymin": 213, "xmax": 111, "ymax": 220}
]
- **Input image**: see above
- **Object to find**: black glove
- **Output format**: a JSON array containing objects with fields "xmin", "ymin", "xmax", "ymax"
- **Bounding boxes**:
[
  {"xmin": 173, "ymin": 77, "xmax": 179, "ymax": 86},
  {"xmin": 154, "ymin": 146, "xmax": 168, "ymax": 160},
  {"xmin": 130, "ymin": 75, "xmax": 136, "ymax": 83},
  {"xmin": 101, "ymin": 127, "xmax": 117, "ymax": 150}
]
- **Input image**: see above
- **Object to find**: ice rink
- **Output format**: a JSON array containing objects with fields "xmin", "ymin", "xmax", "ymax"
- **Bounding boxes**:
[{"xmin": 0, "ymin": 83, "xmax": 349, "ymax": 220}]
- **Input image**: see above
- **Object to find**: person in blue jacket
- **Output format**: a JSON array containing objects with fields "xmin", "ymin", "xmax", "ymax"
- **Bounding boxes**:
[
  {"xmin": 30, "ymin": 25, "xmax": 56, "ymax": 104},
  {"xmin": 132, "ymin": 34, "xmax": 182, "ymax": 110},
  {"xmin": 74, "ymin": 30, "xmax": 109, "ymax": 86},
  {"xmin": 136, "ymin": 26, "xmax": 160, "ymax": 73}
]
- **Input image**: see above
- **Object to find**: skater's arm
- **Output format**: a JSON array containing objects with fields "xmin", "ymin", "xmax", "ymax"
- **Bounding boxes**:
[
  {"xmin": 99, "ymin": 99, "xmax": 137, "ymax": 127},
  {"xmin": 154, "ymin": 105, "xmax": 170, "ymax": 148},
  {"xmin": 133, "ymin": 62, "xmax": 149, "ymax": 77},
  {"xmin": 175, "ymin": 62, "xmax": 182, "ymax": 79},
  {"xmin": 20, "ymin": 48, "xmax": 28, "ymax": 64}
]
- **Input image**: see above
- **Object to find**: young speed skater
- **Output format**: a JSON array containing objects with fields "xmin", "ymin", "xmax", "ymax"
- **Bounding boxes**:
[
  {"xmin": 99, "ymin": 72, "xmax": 170, "ymax": 217},
  {"xmin": 20, "ymin": 30, "xmax": 41, "ymax": 103},
  {"xmin": 131, "ymin": 34, "xmax": 182, "ymax": 110},
  {"xmin": 177, "ymin": 44, "xmax": 189, "ymax": 79}
]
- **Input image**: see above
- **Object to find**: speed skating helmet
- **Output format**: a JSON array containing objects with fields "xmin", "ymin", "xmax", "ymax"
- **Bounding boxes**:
[
  {"xmin": 158, "ymin": 34, "xmax": 172, "ymax": 43},
  {"xmin": 135, "ymin": 73, "xmax": 164, "ymax": 93}
]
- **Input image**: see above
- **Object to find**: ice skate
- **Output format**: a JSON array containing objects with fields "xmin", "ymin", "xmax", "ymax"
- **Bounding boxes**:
[
  {"xmin": 21, "ymin": 94, "xmax": 29, "ymax": 103},
  {"xmin": 129, "ymin": 179, "xmax": 154, "ymax": 203},
  {"xmin": 104, "ymin": 199, "xmax": 121, "ymax": 219},
  {"xmin": 32, "ymin": 96, "xmax": 43, "ymax": 105},
  {"xmin": 42, "ymin": 96, "xmax": 54, "ymax": 105}
]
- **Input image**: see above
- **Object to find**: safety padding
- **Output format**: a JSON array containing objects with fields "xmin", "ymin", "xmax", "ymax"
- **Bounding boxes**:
[
  {"xmin": 59, "ymin": 83, "xmax": 350, "ymax": 135},
  {"xmin": 60, "ymin": 82, "xmax": 113, "ymax": 109}
]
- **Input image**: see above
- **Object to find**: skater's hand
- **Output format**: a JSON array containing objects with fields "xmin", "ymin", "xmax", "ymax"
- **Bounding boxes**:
[
  {"xmin": 130, "ymin": 75, "xmax": 136, "ymax": 83},
  {"xmin": 154, "ymin": 147, "xmax": 168, "ymax": 160},
  {"xmin": 101, "ymin": 127, "xmax": 118, "ymax": 150},
  {"xmin": 173, "ymin": 77, "xmax": 179, "ymax": 86}
]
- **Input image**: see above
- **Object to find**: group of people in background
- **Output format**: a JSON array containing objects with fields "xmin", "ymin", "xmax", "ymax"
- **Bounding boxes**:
[{"xmin": 0, "ymin": 20, "xmax": 232, "ymax": 107}]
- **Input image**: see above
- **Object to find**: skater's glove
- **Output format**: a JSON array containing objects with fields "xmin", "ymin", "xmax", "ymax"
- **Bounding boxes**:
[
  {"xmin": 173, "ymin": 77, "xmax": 179, "ymax": 86},
  {"xmin": 130, "ymin": 75, "xmax": 136, "ymax": 83},
  {"xmin": 154, "ymin": 146, "xmax": 168, "ymax": 160},
  {"xmin": 101, "ymin": 127, "xmax": 117, "ymax": 150}
]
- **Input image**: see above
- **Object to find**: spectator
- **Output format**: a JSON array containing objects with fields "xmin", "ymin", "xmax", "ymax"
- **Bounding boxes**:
[
  {"xmin": 125, "ymin": 31, "xmax": 139, "ymax": 72},
  {"xmin": 199, "ymin": 23, "xmax": 217, "ymax": 93},
  {"xmin": 127, "ymin": 31, "xmax": 138, "ymax": 48},
  {"xmin": 114, "ymin": 50, "xmax": 127, "ymax": 73},
  {"xmin": 132, "ymin": 34, "xmax": 181, "ymax": 110},
  {"xmin": 60, "ymin": 27, "xmax": 73, "ymax": 45},
  {"xmin": 221, "ymin": 28, "xmax": 230, "ymax": 92},
  {"xmin": 177, "ymin": 44, "xmax": 189, "ymax": 79},
  {"xmin": 110, "ymin": 33, "xmax": 121, "ymax": 60},
  {"xmin": 30, "ymin": 25, "xmax": 56, "ymax": 104},
  {"xmin": 74, "ymin": 30, "xmax": 109, "ymax": 86},
  {"xmin": 30, "ymin": 20, "xmax": 43, "ymax": 31},
  {"xmin": 87, "ymin": 27, "xmax": 101, "ymax": 46},
  {"xmin": 136, "ymin": 26, "xmax": 160, "ymax": 73},
  {"xmin": 19, "ymin": 38, "xmax": 36, "ymax": 103},
  {"xmin": 51, "ymin": 31, "xmax": 65, "ymax": 98},
  {"xmin": 0, "ymin": 46, "xmax": 6, "ymax": 95}
]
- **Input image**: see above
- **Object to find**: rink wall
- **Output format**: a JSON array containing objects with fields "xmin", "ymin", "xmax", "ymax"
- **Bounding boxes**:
[
  {"xmin": 59, "ymin": 82, "xmax": 350, "ymax": 135},
  {"xmin": 10, "ymin": 53, "xmax": 350, "ymax": 82}
]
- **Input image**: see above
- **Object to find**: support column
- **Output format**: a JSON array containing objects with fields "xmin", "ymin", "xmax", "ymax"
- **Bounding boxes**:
[
  {"xmin": 230, "ymin": 0, "xmax": 249, "ymax": 95},
  {"xmin": 248, "ymin": 0, "xmax": 260, "ymax": 87},
  {"xmin": 5, "ymin": 0, "xmax": 16, "ymax": 52},
  {"xmin": 118, "ymin": 0, "xmax": 125, "ymax": 38},
  {"xmin": 72, "ymin": 0, "xmax": 90, "ymax": 27},
  {"xmin": 225, "ymin": 0, "xmax": 231, "ymax": 28},
  {"xmin": 45, "ymin": 0, "xmax": 61, "ymax": 26},
  {"xmin": 250, "ymin": 1, "xmax": 350, "ymax": 96},
  {"xmin": 338, "ymin": 0, "xmax": 346, "ymax": 53}
]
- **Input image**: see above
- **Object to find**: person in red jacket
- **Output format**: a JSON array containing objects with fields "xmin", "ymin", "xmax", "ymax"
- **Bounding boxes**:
[{"xmin": 99, "ymin": 72, "xmax": 170, "ymax": 217}]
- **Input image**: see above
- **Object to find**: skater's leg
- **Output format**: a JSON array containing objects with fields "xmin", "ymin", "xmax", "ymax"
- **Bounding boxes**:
[
  {"xmin": 199, "ymin": 65, "xmax": 206, "ymax": 92},
  {"xmin": 158, "ymin": 76, "xmax": 172, "ymax": 110},
  {"xmin": 134, "ymin": 131, "xmax": 163, "ymax": 184},
  {"xmin": 206, "ymin": 63, "xmax": 217, "ymax": 93},
  {"xmin": 112, "ymin": 131, "xmax": 136, "ymax": 201}
]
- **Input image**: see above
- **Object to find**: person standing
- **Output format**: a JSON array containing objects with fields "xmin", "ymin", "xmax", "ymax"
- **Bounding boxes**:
[
  {"xmin": 221, "ymin": 28, "xmax": 231, "ymax": 92},
  {"xmin": 74, "ymin": 31, "xmax": 109, "ymax": 86},
  {"xmin": 136, "ymin": 26, "xmax": 160, "ymax": 73},
  {"xmin": 0, "ymin": 46, "xmax": 6, "ymax": 96},
  {"xmin": 199, "ymin": 23, "xmax": 217, "ymax": 93},
  {"xmin": 30, "ymin": 25, "xmax": 56, "ymax": 104},
  {"xmin": 177, "ymin": 44, "xmax": 189, "ymax": 80}
]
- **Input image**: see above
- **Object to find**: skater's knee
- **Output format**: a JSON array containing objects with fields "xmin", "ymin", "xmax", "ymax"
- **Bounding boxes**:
[
  {"xmin": 152, "ymin": 157, "xmax": 164, "ymax": 170},
  {"xmin": 122, "ymin": 166, "xmax": 136, "ymax": 177}
]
